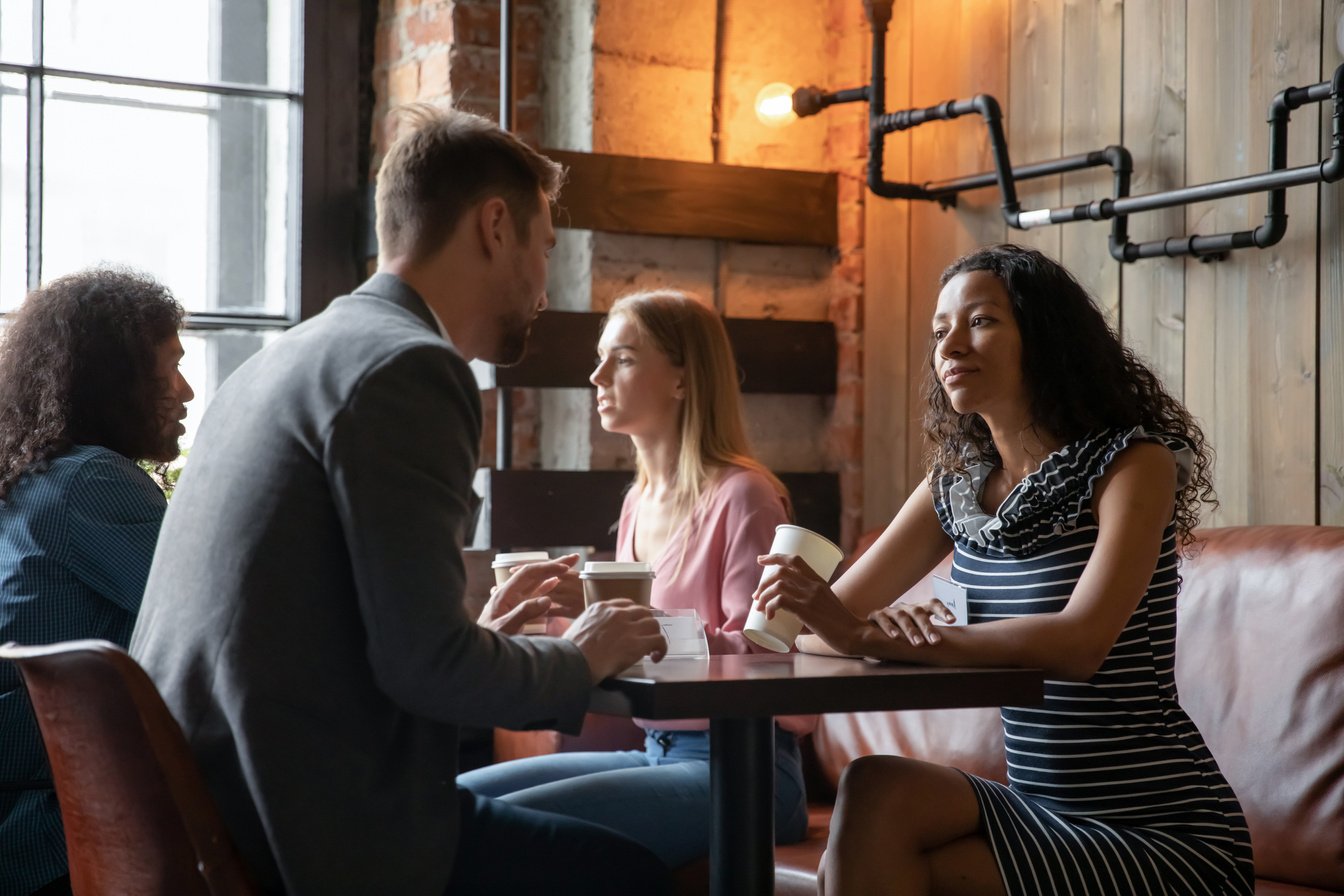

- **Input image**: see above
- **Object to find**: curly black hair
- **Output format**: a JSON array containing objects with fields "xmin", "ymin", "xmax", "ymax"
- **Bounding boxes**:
[
  {"xmin": 0, "ymin": 266, "xmax": 184, "ymax": 500},
  {"xmin": 921, "ymin": 244, "xmax": 1216, "ymax": 545}
]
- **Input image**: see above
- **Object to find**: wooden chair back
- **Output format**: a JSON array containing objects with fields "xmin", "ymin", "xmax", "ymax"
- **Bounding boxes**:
[{"xmin": 0, "ymin": 639, "xmax": 258, "ymax": 896}]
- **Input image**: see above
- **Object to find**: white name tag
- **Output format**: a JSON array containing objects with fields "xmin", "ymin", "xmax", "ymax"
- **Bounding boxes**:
[{"xmin": 930, "ymin": 575, "xmax": 969, "ymax": 627}]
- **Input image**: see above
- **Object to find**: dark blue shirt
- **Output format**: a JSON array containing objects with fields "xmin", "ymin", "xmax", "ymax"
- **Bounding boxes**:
[{"xmin": 1, "ymin": 445, "xmax": 166, "ymax": 895}]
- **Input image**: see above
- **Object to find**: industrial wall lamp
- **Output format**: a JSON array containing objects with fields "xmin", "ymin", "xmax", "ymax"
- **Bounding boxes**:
[{"xmin": 758, "ymin": 0, "xmax": 1344, "ymax": 263}]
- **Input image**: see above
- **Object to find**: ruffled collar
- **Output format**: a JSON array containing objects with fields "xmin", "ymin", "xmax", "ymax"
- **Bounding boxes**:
[{"xmin": 934, "ymin": 426, "xmax": 1194, "ymax": 557}]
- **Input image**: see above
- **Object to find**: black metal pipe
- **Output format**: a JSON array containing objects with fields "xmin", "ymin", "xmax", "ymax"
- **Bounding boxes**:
[
  {"xmin": 924, "ymin": 148, "xmax": 1113, "ymax": 196},
  {"xmin": 496, "ymin": 0, "xmax": 515, "ymax": 468},
  {"xmin": 846, "ymin": 5, "xmax": 1341, "ymax": 263},
  {"xmin": 793, "ymin": 84, "xmax": 868, "ymax": 117},
  {"xmin": 1106, "ymin": 65, "xmax": 1344, "ymax": 261},
  {"xmin": 1323, "ymin": 62, "xmax": 1344, "ymax": 182}
]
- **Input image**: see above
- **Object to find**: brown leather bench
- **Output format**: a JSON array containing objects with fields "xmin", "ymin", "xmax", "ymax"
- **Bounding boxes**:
[{"xmin": 775, "ymin": 525, "xmax": 1344, "ymax": 895}]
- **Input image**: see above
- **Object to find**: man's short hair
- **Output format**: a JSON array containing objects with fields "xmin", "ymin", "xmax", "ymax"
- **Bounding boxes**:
[
  {"xmin": 374, "ymin": 104, "xmax": 565, "ymax": 264},
  {"xmin": 0, "ymin": 266, "xmax": 184, "ymax": 499}
]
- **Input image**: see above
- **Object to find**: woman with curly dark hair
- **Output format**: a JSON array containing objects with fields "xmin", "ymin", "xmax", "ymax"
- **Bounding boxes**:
[
  {"xmin": 0, "ymin": 266, "xmax": 193, "ymax": 896},
  {"xmin": 755, "ymin": 244, "xmax": 1253, "ymax": 895}
]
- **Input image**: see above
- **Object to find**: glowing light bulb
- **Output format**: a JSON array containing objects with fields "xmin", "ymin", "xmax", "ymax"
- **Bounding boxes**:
[{"xmin": 755, "ymin": 82, "xmax": 796, "ymax": 127}]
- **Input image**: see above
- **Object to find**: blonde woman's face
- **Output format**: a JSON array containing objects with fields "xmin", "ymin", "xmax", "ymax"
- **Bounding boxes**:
[{"xmin": 590, "ymin": 314, "xmax": 685, "ymax": 438}]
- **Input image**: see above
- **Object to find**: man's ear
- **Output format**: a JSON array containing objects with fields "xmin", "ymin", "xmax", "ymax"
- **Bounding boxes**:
[{"xmin": 476, "ymin": 197, "xmax": 510, "ymax": 260}]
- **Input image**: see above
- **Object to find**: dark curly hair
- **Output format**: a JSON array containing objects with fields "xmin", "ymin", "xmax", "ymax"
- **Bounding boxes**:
[
  {"xmin": 0, "ymin": 266, "xmax": 185, "ymax": 500},
  {"xmin": 922, "ymin": 244, "xmax": 1215, "ymax": 545}
]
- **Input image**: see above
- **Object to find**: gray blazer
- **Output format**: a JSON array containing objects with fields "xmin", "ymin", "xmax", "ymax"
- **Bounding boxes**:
[{"xmin": 131, "ymin": 274, "xmax": 592, "ymax": 895}]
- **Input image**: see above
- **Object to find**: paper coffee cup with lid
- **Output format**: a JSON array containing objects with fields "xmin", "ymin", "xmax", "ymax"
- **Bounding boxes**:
[
  {"xmin": 579, "ymin": 561, "xmax": 655, "ymax": 607},
  {"xmin": 492, "ymin": 551, "xmax": 552, "ymax": 633},
  {"xmin": 744, "ymin": 525, "xmax": 844, "ymax": 653}
]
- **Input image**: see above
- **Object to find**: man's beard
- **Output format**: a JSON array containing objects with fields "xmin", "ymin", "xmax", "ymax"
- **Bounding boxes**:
[{"xmin": 490, "ymin": 310, "xmax": 533, "ymax": 367}]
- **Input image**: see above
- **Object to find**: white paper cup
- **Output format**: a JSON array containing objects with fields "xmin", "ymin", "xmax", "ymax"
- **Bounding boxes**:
[
  {"xmin": 493, "ymin": 551, "xmax": 552, "ymax": 633},
  {"xmin": 579, "ymin": 561, "xmax": 655, "ymax": 607},
  {"xmin": 744, "ymin": 525, "xmax": 844, "ymax": 653}
]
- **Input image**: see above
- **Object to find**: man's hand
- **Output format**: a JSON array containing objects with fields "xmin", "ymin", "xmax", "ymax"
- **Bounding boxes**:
[
  {"xmin": 563, "ymin": 599, "xmax": 667, "ymax": 683},
  {"xmin": 479, "ymin": 555, "xmax": 580, "ymax": 634}
]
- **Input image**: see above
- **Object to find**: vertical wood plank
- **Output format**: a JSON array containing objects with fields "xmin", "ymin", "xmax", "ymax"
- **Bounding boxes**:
[
  {"xmin": 905, "ymin": 0, "xmax": 1011, "ymax": 492},
  {"xmin": 1008, "ymin": 0, "xmax": 1064, "ymax": 260},
  {"xmin": 906, "ymin": 2, "xmax": 963, "ymax": 494},
  {"xmin": 1183, "ymin": 0, "xmax": 1252, "ymax": 527},
  {"xmin": 1320, "ymin": 0, "xmax": 1344, "ymax": 524},
  {"xmin": 1245, "ymin": 0, "xmax": 1318, "ymax": 524},
  {"xmin": 1059, "ymin": 0, "xmax": 1123, "ymax": 323},
  {"xmin": 1119, "ymin": 0, "xmax": 1188, "ymax": 397},
  {"xmin": 862, "ymin": 0, "xmax": 914, "ymax": 530}
]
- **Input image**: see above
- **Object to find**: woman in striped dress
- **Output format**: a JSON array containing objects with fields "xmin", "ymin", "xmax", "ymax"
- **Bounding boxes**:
[{"xmin": 755, "ymin": 244, "xmax": 1254, "ymax": 895}]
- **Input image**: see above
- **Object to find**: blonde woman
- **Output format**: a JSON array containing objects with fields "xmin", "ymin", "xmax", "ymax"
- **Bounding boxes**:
[{"xmin": 458, "ymin": 290, "xmax": 813, "ymax": 869}]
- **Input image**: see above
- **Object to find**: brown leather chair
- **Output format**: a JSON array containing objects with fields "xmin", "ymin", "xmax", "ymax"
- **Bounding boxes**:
[{"xmin": 0, "ymin": 639, "xmax": 259, "ymax": 896}]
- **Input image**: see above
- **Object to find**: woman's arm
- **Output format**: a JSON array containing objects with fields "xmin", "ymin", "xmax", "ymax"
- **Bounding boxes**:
[
  {"xmin": 762, "ymin": 480, "xmax": 952, "ymax": 657},
  {"xmin": 764, "ymin": 442, "xmax": 1178, "ymax": 680},
  {"xmin": 830, "ymin": 479, "xmax": 954, "ymax": 616}
]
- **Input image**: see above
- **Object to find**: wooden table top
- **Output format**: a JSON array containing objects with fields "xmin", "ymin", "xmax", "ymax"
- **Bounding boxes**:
[{"xmin": 590, "ymin": 652, "xmax": 1044, "ymax": 720}]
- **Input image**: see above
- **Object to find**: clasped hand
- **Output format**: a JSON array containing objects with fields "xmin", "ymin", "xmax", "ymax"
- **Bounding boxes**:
[{"xmin": 753, "ymin": 553, "xmax": 954, "ymax": 654}]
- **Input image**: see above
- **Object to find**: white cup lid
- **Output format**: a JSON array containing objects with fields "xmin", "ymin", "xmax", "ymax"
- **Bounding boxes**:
[
  {"xmin": 580, "ymin": 561, "xmax": 655, "ymax": 578},
  {"xmin": 493, "ymin": 551, "xmax": 551, "ymax": 567}
]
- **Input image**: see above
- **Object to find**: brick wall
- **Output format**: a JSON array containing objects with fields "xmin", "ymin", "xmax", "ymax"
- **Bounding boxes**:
[{"xmin": 370, "ymin": 0, "xmax": 874, "ymax": 549}]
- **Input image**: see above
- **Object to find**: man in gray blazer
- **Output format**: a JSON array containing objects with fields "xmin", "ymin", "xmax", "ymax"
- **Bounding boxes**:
[{"xmin": 131, "ymin": 105, "xmax": 670, "ymax": 895}]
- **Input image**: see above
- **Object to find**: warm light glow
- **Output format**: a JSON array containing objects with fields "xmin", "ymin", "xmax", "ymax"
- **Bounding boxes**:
[{"xmin": 755, "ymin": 82, "xmax": 796, "ymax": 127}]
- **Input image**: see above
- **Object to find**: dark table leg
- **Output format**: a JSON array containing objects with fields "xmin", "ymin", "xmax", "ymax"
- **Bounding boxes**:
[{"xmin": 709, "ymin": 717, "xmax": 774, "ymax": 896}]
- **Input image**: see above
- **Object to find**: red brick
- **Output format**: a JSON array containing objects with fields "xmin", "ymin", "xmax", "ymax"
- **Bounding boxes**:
[
  {"xmin": 449, "ymin": 45, "xmax": 540, "ymax": 110},
  {"xmin": 406, "ymin": 4, "xmax": 454, "ymax": 47},
  {"xmin": 420, "ymin": 46, "xmax": 451, "ymax": 98}
]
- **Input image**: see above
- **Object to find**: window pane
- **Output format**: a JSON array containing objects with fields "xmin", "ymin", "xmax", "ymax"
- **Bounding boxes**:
[
  {"xmin": 179, "ymin": 329, "xmax": 276, "ymax": 449},
  {"xmin": 42, "ymin": 0, "xmax": 295, "ymax": 90},
  {"xmin": 0, "ymin": 72, "xmax": 26, "ymax": 310},
  {"xmin": 41, "ymin": 77, "xmax": 293, "ymax": 317},
  {"xmin": 0, "ymin": 2, "xmax": 35, "ymax": 65}
]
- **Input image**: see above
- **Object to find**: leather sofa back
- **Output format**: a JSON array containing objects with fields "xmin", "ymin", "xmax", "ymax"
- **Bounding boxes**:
[{"xmin": 811, "ymin": 526, "xmax": 1344, "ymax": 891}]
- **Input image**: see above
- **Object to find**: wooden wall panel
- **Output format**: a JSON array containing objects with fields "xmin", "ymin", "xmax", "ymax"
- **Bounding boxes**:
[
  {"xmin": 859, "ymin": 0, "xmax": 1336, "ymax": 530},
  {"xmin": 1059, "ymin": 0, "xmax": 1122, "ymax": 322},
  {"xmin": 1242, "ymin": 2, "xmax": 1319, "ymax": 525},
  {"xmin": 1183, "ymin": 0, "xmax": 1254, "ymax": 527},
  {"xmin": 1321, "ymin": 0, "xmax": 1344, "ymax": 526},
  {"xmin": 904, "ymin": 0, "xmax": 1010, "ymax": 494},
  {"xmin": 1119, "ymin": 0, "xmax": 1187, "ymax": 395},
  {"xmin": 1008, "ymin": 0, "xmax": 1063, "ymax": 260},
  {"xmin": 861, "ymin": 0, "xmax": 913, "ymax": 531}
]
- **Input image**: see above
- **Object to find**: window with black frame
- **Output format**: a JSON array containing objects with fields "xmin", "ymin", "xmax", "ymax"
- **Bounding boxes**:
[{"xmin": 0, "ymin": 0, "xmax": 355, "ymax": 451}]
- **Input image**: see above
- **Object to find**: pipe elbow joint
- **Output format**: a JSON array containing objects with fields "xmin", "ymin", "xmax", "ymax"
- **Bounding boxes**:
[
  {"xmin": 1101, "ymin": 144, "xmax": 1133, "ymax": 174},
  {"xmin": 972, "ymin": 94, "xmax": 1002, "ymax": 121},
  {"xmin": 1254, "ymin": 215, "xmax": 1288, "ymax": 248}
]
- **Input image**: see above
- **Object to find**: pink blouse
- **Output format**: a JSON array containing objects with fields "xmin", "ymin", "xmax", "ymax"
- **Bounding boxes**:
[{"xmin": 618, "ymin": 466, "xmax": 817, "ymax": 736}]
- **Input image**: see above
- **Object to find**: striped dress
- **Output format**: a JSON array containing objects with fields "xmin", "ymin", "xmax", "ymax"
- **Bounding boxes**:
[{"xmin": 932, "ymin": 427, "xmax": 1254, "ymax": 896}]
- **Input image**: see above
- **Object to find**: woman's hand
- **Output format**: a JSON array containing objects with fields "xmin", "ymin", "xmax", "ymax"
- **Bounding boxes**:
[
  {"xmin": 868, "ymin": 599, "xmax": 955, "ymax": 646},
  {"xmin": 479, "ymin": 554, "xmax": 582, "ymax": 634},
  {"xmin": 753, "ymin": 552, "xmax": 869, "ymax": 655}
]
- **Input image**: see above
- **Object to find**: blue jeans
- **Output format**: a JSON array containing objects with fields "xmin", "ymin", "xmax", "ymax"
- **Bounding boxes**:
[{"xmin": 457, "ymin": 727, "xmax": 809, "ymax": 869}]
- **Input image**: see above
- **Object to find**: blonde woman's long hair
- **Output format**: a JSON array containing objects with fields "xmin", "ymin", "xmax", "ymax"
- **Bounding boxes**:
[{"xmin": 604, "ymin": 290, "xmax": 790, "ymax": 535}]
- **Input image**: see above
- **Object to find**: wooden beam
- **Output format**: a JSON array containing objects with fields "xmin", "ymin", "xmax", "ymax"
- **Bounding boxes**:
[
  {"xmin": 484, "ymin": 469, "xmax": 841, "ymax": 551},
  {"xmin": 544, "ymin": 149, "xmax": 838, "ymax": 247},
  {"xmin": 489, "ymin": 311, "xmax": 837, "ymax": 394}
]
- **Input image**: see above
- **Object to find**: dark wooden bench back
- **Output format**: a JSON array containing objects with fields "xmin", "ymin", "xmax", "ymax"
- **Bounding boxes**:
[{"xmin": 479, "ymin": 310, "xmax": 840, "ymax": 550}]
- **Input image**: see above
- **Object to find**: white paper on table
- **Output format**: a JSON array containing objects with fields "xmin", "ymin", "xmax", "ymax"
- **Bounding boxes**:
[{"xmin": 652, "ymin": 608, "xmax": 709, "ymax": 657}]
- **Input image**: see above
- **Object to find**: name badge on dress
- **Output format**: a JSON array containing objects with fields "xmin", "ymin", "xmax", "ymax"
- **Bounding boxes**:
[{"xmin": 930, "ymin": 575, "xmax": 970, "ymax": 627}]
